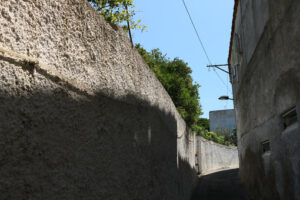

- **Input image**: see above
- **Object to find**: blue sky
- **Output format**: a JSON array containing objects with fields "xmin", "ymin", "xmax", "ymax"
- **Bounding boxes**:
[{"xmin": 131, "ymin": 0, "xmax": 234, "ymax": 119}]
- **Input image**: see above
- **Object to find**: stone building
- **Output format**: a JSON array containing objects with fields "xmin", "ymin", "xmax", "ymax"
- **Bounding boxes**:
[{"xmin": 228, "ymin": 0, "xmax": 300, "ymax": 199}]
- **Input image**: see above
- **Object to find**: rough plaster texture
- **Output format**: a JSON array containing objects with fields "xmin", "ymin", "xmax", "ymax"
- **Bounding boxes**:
[
  {"xmin": 195, "ymin": 137, "xmax": 239, "ymax": 175},
  {"xmin": 209, "ymin": 109, "xmax": 236, "ymax": 132},
  {"xmin": 0, "ymin": 0, "xmax": 197, "ymax": 199},
  {"xmin": 230, "ymin": 0, "xmax": 300, "ymax": 199}
]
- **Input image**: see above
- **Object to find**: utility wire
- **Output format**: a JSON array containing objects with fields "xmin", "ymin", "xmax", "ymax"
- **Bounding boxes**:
[
  {"xmin": 181, "ymin": 0, "xmax": 228, "ymax": 89},
  {"xmin": 181, "ymin": 0, "xmax": 212, "ymax": 65},
  {"xmin": 213, "ymin": 68, "xmax": 227, "ymax": 87}
]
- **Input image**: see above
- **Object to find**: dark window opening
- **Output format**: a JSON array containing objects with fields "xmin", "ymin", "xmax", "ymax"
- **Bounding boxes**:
[
  {"xmin": 262, "ymin": 140, "xmax": 270, "ymax": 153},
  {"xmin": 282, "ymin": 107, "xmax": 298, "ymax": 129}
]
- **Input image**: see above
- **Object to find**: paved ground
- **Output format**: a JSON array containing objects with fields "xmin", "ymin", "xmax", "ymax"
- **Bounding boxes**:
[{"xmin": 190, "ymin": 169, "xmax": 253, "ymax": 200}]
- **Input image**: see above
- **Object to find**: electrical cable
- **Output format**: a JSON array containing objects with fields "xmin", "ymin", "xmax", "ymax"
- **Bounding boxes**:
[
  {"xmin": 181, "ymin": 0, "xmax": 212, "ymax": 65},
  {"xmin": 213, "ymin": 68, "xmax": 228, "ymax": 88},
  {"xmin": 181, "ymin": 0, "xmax": 228, "ymax": 88}
]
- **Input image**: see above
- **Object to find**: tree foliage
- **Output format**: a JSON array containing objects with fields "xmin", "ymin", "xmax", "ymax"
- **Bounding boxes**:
[
  {"xmin": 88, "ymin": 0, "xmax": 146, "ymax": 31},
  {"xmin": 214, "ymin": 127, "xmax": 237, "ymax": 146},
  {"xmin": 136, "ymin": 44, "xmax": 202, "ymax": 127},
  {"xmin": 197, "ymin": 118, "xmax": 209, "ymax": 131},
  {"xmin": 193, "ymin": 126, "xmax": 236, "ymax": 146}
]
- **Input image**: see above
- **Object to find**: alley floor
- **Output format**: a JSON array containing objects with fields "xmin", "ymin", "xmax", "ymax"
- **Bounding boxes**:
[{"xmin": 190, "ymin": 169, "xmax": 253, "ymax": 200}]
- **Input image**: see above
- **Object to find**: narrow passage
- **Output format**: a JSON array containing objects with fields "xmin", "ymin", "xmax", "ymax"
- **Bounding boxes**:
[{"xmin": 190, "ymin": 169, "xmax": 253, "ymax": 200}]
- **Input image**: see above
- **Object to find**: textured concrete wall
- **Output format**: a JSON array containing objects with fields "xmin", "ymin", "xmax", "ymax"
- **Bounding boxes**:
[
  {"xmin": 209, "ymin": 109, "xmax": 236, "ymax": 132},
  {"xmin": 0, "ymin": 0, "xmax": 197, "ymax": 199},
  {"xmin": 230, "ymin": 0, "xmax": 300, "ymax": 199},
  {"xmin": 195, "ymin": 137, "xmax": 239, "ymax": 174}
]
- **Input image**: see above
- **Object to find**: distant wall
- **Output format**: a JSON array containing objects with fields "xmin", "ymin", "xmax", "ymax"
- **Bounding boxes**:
[
  {"xmin": 0, "ymin": 0, "xmax": 197, "ymax": 199},
  {"xmin": 209, "ymin": 109, "xmax": 236, "ymax": 132},
  {"xmin": 195, "ymin": 137, "xmax": 239, "ymax": 174}
]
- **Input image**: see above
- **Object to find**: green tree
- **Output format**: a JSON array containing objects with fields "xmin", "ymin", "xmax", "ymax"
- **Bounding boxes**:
[
  {"xmin": 197, "ymin": 118, "xmax": 209, "ymax": 131},
  {"xmin": 214, "ymin": 127, "xmax": 237, "ymax": 146},
  {"xmin": 88, "ymin": 0, "xmax": 146, "ymax": 31},
  {"xmin": 136, "ymin": 44, "xmax": 202, "ymax": 127}
]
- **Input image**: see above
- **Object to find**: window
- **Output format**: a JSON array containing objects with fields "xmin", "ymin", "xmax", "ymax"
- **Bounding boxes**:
[
  {"xmin": 282, "ymin": 107, "xmax": 298, "ymax": 129},
  {"xmin": 261, "ymin": 140, "xmax": 270, "ymax": 153}
]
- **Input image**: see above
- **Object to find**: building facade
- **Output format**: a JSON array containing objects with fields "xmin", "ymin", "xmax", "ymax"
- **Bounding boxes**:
[{"xmin": 229, "ymin": 0, "xmax": 300, "ymax": 199}]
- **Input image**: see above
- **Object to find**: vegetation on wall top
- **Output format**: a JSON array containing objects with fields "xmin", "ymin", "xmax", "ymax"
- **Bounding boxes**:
[
  {"xmin": 135, "ymin": 44, "xmax": 202, "ymax": 128},
  {"xmin": 88, "ymin": 0, "xmax": 147, "ymax": 32}
]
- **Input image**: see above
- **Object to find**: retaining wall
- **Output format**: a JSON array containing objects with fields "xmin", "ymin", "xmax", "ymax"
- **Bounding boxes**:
[
  {"xmin": 196, "ymin": 136, "xmax": 239, "ymax": 174},
  {"xmin": 0, "ymin": 0, "xmax": 197, "ymax": 199}
]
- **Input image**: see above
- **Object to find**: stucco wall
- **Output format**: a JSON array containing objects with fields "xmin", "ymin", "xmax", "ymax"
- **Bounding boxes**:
[
  {"xmin": 209, "ymin": 109, "xmax": 236, "ymax": 132},
  {"xmin": 195, "ymin": 137, "xmax": 239, "ymax": 174},
  {"xmin": 230, "ymin": 0, "xmax": 300, "ymax": 199},
  {"xmin": 0, "ymin": 0, "xmax": 197, "ymax": 199}
]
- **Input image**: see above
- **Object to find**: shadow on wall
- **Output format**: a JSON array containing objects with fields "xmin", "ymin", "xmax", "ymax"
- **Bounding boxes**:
[
  {"xmin": 240, "ymin": 148, "xmax": 293, "ymax": 200},
  {"xmin": 0, "ymin": 86, "xmax": 197, "ymax": 199}
]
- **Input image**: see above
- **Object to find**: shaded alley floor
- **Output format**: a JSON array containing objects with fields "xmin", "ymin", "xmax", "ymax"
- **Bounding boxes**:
[{"xmin": 190, "ymin": 169, "xmax": 253, "ymax": 200}]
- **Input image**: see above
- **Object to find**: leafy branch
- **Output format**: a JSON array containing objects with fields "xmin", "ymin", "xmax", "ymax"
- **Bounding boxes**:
[{"xmin": 88, "ymin": 0, "xmax": 147, "ymax": 32}]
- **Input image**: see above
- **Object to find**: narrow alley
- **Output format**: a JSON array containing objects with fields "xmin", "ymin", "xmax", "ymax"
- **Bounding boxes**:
[
  {"xmin": 1, "ymin": 0, "xmax": 299, "ymax": 199},
  {"xmin": 191, "ymin": 169, "xmax": 252, "ymax": 200}
]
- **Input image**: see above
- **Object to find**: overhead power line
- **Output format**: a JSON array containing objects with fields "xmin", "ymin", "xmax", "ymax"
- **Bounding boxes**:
[
  {"xmin": 213, "ymin": 68, "xmax": 228, "ymax": 87},
  {"xmin": 180, "ymin": 0, "xmax": 228, "ymax": 89},
  {"xmin": 181, "ymin": 0, "xmax": 212, "ymax": 65}
]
